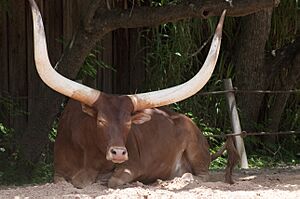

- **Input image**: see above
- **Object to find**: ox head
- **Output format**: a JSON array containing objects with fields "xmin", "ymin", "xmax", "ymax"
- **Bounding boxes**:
[
  {"xmin": 28, "ymin": 0, "xmax": 226, "ymax": 164},
  {"xmin": 80, "ymin": 94, "xmax": 152, "ymax": 163}
]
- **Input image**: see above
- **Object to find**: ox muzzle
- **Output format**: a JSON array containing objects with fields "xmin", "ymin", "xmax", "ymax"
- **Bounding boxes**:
[{"xmin": 106, "ymin": 146, "xmax": 128, "ymax": 163}]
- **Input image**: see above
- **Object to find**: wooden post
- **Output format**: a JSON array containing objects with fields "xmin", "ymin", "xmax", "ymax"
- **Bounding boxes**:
[{"xmin": 224, "ymin": 78, "xmax": 249, "ymax": 169}]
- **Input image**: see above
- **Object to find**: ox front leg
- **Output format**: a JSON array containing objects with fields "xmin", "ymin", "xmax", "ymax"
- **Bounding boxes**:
[
  {"xmin": 71, "ymin": 168, "xmax": 98, "ymax": 188},
  {"xmin": 70, "ymin": 150, "xmax": 102, "ymax": 188},
  {"xmin": 108, "ymin": 167, "xmax": 138, "ymax": 188}
]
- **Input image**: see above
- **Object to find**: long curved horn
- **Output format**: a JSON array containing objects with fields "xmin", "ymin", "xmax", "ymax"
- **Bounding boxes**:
[
  {"xmin": 129, "ymin": 10, "xmax": 226, "ymax": 111},
  {"xmin": 29, "ymin": 0, "xmax": 100, "ymax": 106}
]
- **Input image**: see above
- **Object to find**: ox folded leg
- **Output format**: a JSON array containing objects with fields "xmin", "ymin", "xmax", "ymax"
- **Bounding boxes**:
[
  {"xmin": 71, "ymin": 168, "xmax": 99, "ymax": 188},
  {"xmin": 108, "ymin": 167, "xmax": 138, "ymax": 188},
  {"xmin": 69, "ymin": 148, "xmax": 103, "ymax": 188}
]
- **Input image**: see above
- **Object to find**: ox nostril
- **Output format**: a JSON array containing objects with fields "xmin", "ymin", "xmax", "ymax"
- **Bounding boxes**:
[
  {"xmin": 110, "ymin": 149, "xmax": 117, "ymax": 155},
  {"xmin": 122, "ymin": 150, "xmax": 127, "ymax": 155}
]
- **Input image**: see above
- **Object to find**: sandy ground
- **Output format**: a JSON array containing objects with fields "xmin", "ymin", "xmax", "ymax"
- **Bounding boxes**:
[{"xmin": 1, "ymin": 166, "xmax": 300, "ymax": 199}]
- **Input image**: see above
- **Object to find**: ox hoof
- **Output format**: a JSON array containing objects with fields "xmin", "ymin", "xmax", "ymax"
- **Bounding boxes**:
[
  {"xmin": 225, "ymin": 175, "xmax": 235, "ymax": 184},
  {"xmin": 53, "ymin": 174, "xmax": 67, "ymax": 184},
  {"xmin": 108, "ymin": 177, "xmax": 126, "ymax": 188},
  {"xmin": 72, "ymin": 179, "xmax": 92, "ymax": 189},
  {"xmin": 71, "ymin": 170, "xmax": 96, "ymax": 189}
]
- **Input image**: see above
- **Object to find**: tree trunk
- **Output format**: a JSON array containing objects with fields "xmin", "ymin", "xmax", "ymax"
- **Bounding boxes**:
[
  {"xmin": 267, "ymin": 38, "xmax": 300, "ymax": 132},
  {"xmin": 266, "ymin": 6, "xmax": 300, "ymax": 132},
  {"xmin": 233, "ymin": 9, "xmax": 273, "ymax": 131}
]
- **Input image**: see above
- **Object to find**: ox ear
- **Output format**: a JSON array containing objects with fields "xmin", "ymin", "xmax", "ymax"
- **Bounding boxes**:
[
  {"xmin": 81, "ymin": 103, "xmax": 97, "ymax": 118},
  {"xmin": 131, "ymin": 112, "xmax": 152, "ymax": 125}
]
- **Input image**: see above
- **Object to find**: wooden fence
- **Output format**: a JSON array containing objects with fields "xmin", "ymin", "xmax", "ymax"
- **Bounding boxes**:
[{"xmin": 0, "ymin": 0, "xmax": 146, "ymax": 130}]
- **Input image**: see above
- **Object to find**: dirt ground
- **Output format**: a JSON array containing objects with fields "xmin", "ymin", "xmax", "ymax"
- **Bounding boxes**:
[{"xmin": 1, "ymin": 166, "xmax": 300, "ymax": 199}]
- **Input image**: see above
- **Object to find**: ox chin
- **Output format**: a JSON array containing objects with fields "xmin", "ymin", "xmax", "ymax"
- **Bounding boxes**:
[
  {"xmin": 111, "ymin": 159, "xmax": 128, "ymax": 164},
  {"xmin": 106, "ymin": 156, "xmax": 128, "ymax": 164}
]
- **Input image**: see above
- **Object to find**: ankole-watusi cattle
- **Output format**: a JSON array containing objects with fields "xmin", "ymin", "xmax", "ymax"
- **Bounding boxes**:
[{"xmin": 29, "ymin": 0, "xmax": 239, "ymax": 188}]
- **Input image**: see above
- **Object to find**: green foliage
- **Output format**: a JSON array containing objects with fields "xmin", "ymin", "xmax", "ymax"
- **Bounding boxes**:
[
  {"xmin": 0, "ymin": 98, "xmax": 45, "ymax": 185},
  {"xmin": 266, "ymin": 0, "xmax": 300, "ymax": 131},
  {"xmin": 150, "ymin": 0, "xmax": 181, "ymax": 7},
  {"xmin": 0, "ymin": 96, "xmax": 28, "ymax": 117},
  {"xmin": 0, "ymin": 123, "xmax": 14, "ymax": 157},
  {"xmin": 0, "ymin": 97, "xmax": 55, "ymax": 185},
  {"xmin": 0, "ymin": 157, "xmax": 53, "ymax": 185},
  {"xmin": 49, "ymin": 121, "xmax": 58, "ymax": 143},
  {"xmin": 268, "ymin": 0, "xmax": 299, "ymax": 50},
  {"xmin": 142, "ymin": 0, "xmax": 300, "ymax": 170},
  {"xmin": 209, "ymin": 134, "xmax": 300, "ymax": 170},
  {"xmin": 0, "ymin": 122, "xmax": 54, "ymax": 185},
  {"xmin": 31, "ymin": 162, "xmax": 54, "ymax": 184},
  {"xmin": 210, "ymin": 156, "xmax": 227, "ymax": 169},
  {"xmin": 142, "ymin": 14, "xmax": 237, "ymax": 131},
  {"xmin": 0, "ymin": 0, "xmax": 9, "ymax": 12},
  {"xmin": 282, "ymin": 96, "xmax": 300, "ymax": 130},
  {"xmin": 0, "ymin": 122, "xmax": 23, "ymax": 185},
  {"xmin": 77, "ymin": 44, "xmax": 115, "ymax": 80}
]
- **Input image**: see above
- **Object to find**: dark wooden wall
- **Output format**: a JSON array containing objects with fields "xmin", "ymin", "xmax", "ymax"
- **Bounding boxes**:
[{"xmin": 0, "ymin": 0, "xmax": 146, "ymax": 130}]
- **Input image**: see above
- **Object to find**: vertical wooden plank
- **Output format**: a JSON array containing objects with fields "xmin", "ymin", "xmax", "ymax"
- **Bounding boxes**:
[
  {"xmin": 26, "ymin": 0, "xmax": 46, "ymax": 127},
  {"xmin": 27, "ymin": 0, "xmax": 64, "ymax": 125},
  {"xmin": 63, "ymin": 0, "xmax": 96, "ymax": 87},
  {"xmin": 77, "ymin": 0, "xmax": 90, "ymax": 18},
  {"xmin": 62, "ymin": 0, "xmax": 86, "ymax": 46},
  {"xmin": 8, "ymin": 0, "xmax": 28, "ymax": 132},
  {"xmin": 45, "ymin": 0, "xmax": 63, "ymax": 63},
  {"xmin": 129, "ymin": 28, "xmax": 145, "ymax": 93},
  {"xmin": 97, "ymin": 0, "xmax": 115, "ymax": 93},
  {"xmin": 0, "ymin": 4, "xmax": 9, "ymax": 125},
  {"xmin": 114, "ymin": 29, "xmax": 130, "ymax": 94},
  {"xmin": 55, "ymin": 0, "xmax": 63, "ymax": 59},
  {"xmin": 63, "ymin": 0, "xmax": 80, "ymax": 43},
  {"xmin": 26, "ymin": 0, "xmax": 34, "ymax": 122},
  {"xmin": 24, "ymin": 0, "xmax": 65, "ymax": 160},
  {"xmin": 63, "ymin": 0, "xmax": 73, "ymax": 42},
  {"xmin": 98, "ymin": 33, "xmax": 114, "ymax": 93}
]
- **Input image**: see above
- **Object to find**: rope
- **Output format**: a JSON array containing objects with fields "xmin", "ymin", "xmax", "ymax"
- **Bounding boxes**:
[{"xmin": 206, "ymin": 130, "xmax": 300, "ymax": 139}]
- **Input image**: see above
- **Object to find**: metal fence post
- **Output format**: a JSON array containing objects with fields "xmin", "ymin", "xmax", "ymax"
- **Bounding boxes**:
[{"xmin": 223, "ymin": 78, "xmax": 249, "ymax": 169}]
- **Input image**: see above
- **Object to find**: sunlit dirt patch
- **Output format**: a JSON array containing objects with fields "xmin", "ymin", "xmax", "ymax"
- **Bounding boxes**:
[{"xmin": 1, "ymin": 166, "xmax": 300, "ymax": 199}]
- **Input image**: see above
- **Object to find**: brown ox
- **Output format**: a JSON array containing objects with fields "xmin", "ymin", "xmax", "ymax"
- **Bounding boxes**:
[{"xmin": 29, "ymin": 0, "xmax": 238, "ymax": 188}]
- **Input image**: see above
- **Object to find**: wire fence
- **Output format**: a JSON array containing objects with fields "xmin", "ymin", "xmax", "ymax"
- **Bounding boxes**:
[
  {"xmin": 1, "ymin": 87, "xmax": 299, "ymax": 165},
  {"xmin": 1, "ymin": 88, "xmax": 299, "ymax": 137},
  {"xmin": 206, "ymin": 130, "xmax": 300, "ymax": 139},
  {"xmin": 198, "ymin": 88, "xmax": 300, "ymax": 96},
  {"xmin": 0, "ymin": 88, "xmax": 300, "ymax": 100}
]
